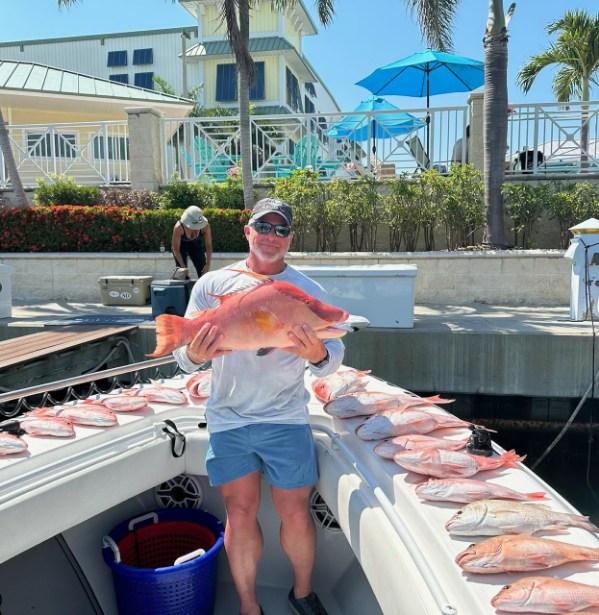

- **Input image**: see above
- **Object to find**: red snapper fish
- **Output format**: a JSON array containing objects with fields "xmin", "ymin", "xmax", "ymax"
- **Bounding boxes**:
[
  {"xmin": 30, "ymin": 404, "xmax": 117, "ymax": 427},
  {"xmin": 20, "ymin": 416, "xmax": 75, "ymax": 438},
  {"xmin": 394, "ymin": 447, "xmax": 524, "ymax": 478},
  {"xmin": 0, "ymin": 433, "xmax": 28, "ymax": 456},
  {"xmin": 415, "ymin": 477, "xmax": 546, "ymax": 503},
  {"xmin": 374, "ymin": 432, "xmax": 470, "ymax": 459},
  {"xmin": 125, "ymin": 386, "xmax": 187, "ymax": 405},
  {"xmin": 455, "ymin": 533, "xmax": 599, "ymax": 574},
  {"xmin": 97, "ymin": 395, "xmax": 153, "ymax": 412},
  {"xmin": 312, "ymin": 368, "xmax": 371, "ymax": 403},
  {"xmin": 148, "ymin": 272, "xmax": 349, "ymax": 358},
  {"xmin": 324, "ymin": 391, "xmax": 403, "ymax": 419},
  {"xmin": 356, "ymin": 409, "xmax": 469, "ymax": 440},
  {"xmin": 491, "ymin": 576, "xmax": 599, "ymax": 613}
]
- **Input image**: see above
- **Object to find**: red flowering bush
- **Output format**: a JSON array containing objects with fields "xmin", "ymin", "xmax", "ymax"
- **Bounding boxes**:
[{"xmin": 0, "ymin": 206, "xmax": 248, "ymax": 252}]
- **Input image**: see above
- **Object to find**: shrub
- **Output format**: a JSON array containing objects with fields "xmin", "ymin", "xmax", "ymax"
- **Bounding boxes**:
[
  {"xmin": 0, "ymin": 206, "xmax": 248, "ymax": 252},
  {"xmin": 98, "ymin": 188, "xmax": 160, "ymax": 209},
  {"xmin": 34, "ymin": 175, "xmax": 100, "ymax": 206},
  {"xmin": 211, "ymin": 178, "xmax": 245, "ymax": 209},
  {"xmin": 383, "ymin": 176, "xmax": 421, "ymax": 251},
  {"xmin": 502, "ymin": 183, "xmax": 551, "ymax": 248},
  {"xmin": 547, "ymin": 182, "xmax": 599, "ymax": 248},
  {"xmin": 159, "ymin": 176, "xmax": 213, "ymax": 210}
]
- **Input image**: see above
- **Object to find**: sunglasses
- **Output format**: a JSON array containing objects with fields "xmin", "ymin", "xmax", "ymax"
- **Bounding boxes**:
[{"xmin": 250, "ymin": 221, "xmax": 292, "ymax": 238}]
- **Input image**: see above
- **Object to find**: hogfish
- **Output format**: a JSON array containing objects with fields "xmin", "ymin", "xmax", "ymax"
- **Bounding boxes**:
[
  {"xmin": 148, "ymin": 271, "xmax": 349, "ymax": 358},
  {"xmin": 491, "ymin": 576, "xmax": 599, "ymax": 613},
  {"xmin": 186, "ymin": 370, "xmax": 212, "ymax": 402},
  {"xmin": 456, "ymin": 533, "xmax": 599, "ymax": 574},
  {"xmin": 415, "ymin": 477, "xmax": 546, "ymax": 503},
  {"xmin": 445, "ymin": 499, "xmax": 599, "ymax": 536}
]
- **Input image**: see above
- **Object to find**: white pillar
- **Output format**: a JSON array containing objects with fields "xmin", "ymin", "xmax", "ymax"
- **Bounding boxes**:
[{"xmin": 126, "ymin": 107, "xmax": 163, "ymax": 191}]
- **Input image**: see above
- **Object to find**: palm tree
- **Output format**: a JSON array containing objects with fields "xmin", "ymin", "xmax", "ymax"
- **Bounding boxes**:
[
  {"xmin": 0, "ymin": 109, "xmax": 29, "ymax": 208},
  {"xmin": 517, "ymin": 10, "xmax": 599, "ymax": 170}
]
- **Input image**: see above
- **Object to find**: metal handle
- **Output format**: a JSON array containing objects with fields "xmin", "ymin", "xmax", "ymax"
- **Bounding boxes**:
[
  {"xmin": 128, "ymin": 511, "xmax": 158, "ymax": 531},
  {"xmin": 174, "ymin": 548, "xmax": 205, "ymax": 566},
  {"xmin": 102, "ymin": 535, "xmax": 121, "ymax": 563}
]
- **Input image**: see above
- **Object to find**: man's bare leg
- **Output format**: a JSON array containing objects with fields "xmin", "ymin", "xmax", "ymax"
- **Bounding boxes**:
[
  {"xmin": 271, "ymin": 485, "xmax": 315, "ymax": 598},
  {"xmin": 220, "ymin": 471, "xmax": 263, "ymax": 615}
]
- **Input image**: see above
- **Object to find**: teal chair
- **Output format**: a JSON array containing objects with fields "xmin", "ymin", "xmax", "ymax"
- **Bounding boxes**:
[
  {"xmin": 181, "ymin": 135, "xmax": 239, "ymax": 180},
  {"xmin": 272, "ymin": 135, "xmax": 340, "ymax": 178}
]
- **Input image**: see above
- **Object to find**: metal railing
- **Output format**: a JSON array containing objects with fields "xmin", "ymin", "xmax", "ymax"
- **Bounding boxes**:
[
  {"xmin": 506, "ymin": 100, "xmax": 599, "ymax": 174},
  {"xmin": 161, "ymin": 106, "xmax": 469, "ymax": 183},
  {"xmin": 1, "ymin": 120, "xmax": 130, "ymax": 189}
]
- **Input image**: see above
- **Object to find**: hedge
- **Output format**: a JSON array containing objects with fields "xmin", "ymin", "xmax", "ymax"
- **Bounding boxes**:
[{"xmin": 0, "ymin": 206, "xmax": 251, "ymax": 252}]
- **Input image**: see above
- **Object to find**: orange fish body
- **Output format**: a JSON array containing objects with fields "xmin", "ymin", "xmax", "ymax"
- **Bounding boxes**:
[
  {"xmin": 149, "ymin": 278, "xmax": 348, "ymax": 358},
  {"xmin": 491, "ymin": 576, "xmax": 599, "ymax": 612},
  {"xmin": 456, "ymin": 533, "xmax": 599, "ymax": 574}
]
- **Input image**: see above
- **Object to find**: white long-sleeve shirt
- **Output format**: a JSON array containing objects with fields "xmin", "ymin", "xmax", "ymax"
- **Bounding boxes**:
[{"xmin": 173, "ymin": 260, "xmax": 344, "ymax": 433}]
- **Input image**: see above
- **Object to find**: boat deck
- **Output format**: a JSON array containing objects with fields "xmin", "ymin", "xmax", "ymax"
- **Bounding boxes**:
[{"xmin": 0, "ymin": 326, "xmax": 137, "ymax": 370}]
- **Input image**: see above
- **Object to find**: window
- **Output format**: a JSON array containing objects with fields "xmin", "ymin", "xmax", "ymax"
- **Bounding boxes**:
[
  {"xmin": 134, "ymin": 72, "xmax": 154, "ymax": 89},
  {"xmin": 305, "ymin": 82, "xmax": 316, "ymax": 98},
  {"xmin": 93, "ymin": 136, "xmax": 129, "ymax": 161},
  {"xmin": 216, "ymin": 64, "xmax": 237, "ymax": 102},
  {"xmin": 109, "ymin": 74, "xmax": 129, "ymax": 84},
  {"xmin": 286, "ymin": 68, "xmax": 303, "ymax": 112},
  {"xmin": 249, "ymin": 62, "xmax": 265, "ymax": 101},
  {"xmin": 133, "ymin": 48, "xmax": 153, "ymax": 65},
  {"xmin": 107, "ymin": 50, "xmax": 127, "ymax": 67},
  {"xmin": 304, "ymin": 96, "xmax": 315, "ymax": 114},
  {"xmin": 27, "ymin": 133, "xmax": 77, "ymax": 159}
]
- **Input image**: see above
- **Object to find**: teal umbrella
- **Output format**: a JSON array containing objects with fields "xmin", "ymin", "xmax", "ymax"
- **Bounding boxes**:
[
  {"xmin": 356, "ymin": 49, "xmax": 484, "ymax": 155},
  {"xmin": 327, "ymin": 96, "xmax": 424, "ymax": 156}
]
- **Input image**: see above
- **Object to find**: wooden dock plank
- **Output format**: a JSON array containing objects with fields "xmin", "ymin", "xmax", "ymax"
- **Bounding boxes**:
[{"xmin": 0, "ymin": 326, "xmax": 137, "ymax": 370}]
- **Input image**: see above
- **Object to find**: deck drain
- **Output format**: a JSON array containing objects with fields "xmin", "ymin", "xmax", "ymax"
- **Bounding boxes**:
[
  {"xmin": 310, "ymin": 490, "xmax": 340, "ymax": 531},
  {"xmin": 155, "ymin": 474, "xmax": 204, "ymax": 509}
]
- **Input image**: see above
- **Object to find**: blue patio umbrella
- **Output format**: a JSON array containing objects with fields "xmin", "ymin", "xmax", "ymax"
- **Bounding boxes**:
[
  {"xmin": 356, "ymin": 49, "xmax": 484, "ymax": 155},
  {"xmin": 327, "ymin": 96, "xmax": 425, "ymax": 156}
]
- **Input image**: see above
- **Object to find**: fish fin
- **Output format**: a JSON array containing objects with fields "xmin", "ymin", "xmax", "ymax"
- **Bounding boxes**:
[
  {"xmin": 316, "ymin": 326, "xmax": 348, "ymax": 339},
  {"xmin": 227, "ymin": 268, "xmax": 272, "ymax": 282},
  {"xmin": 525, "ymin": 492, "xmax": 547, "ymax": 500},
  {"xmin": 257, "ymin": 347, "xmax": 275, "ymax": 356},
  {"xmin": 422, "ymin": 395, "xmax": 456, "ymax": 405},
  {"xmin": 147, "ymin": 314, "xmax": 188, "ymax": 358},
  {"xmin": 207, "ymin": 289, "xmax": 247, "ymax": 304}
]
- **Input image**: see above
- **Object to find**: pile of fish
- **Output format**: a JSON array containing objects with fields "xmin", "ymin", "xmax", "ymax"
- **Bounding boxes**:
[
  {"xmin": 314, "ymin": 367, "xmax": 599, "ymax": 614},
  {"xmin": 0, "ymin": 371, "xmax": 212, "ymax": 457}
]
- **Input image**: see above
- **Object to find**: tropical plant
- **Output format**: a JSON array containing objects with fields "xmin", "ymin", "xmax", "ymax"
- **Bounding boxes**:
[
  {"xmin": 517, "ymin": 10, "xmax": 599, "ymax": 169},
  {"xmin": 502, "ymin": 183, "xmax": 551, "ymax": 248},
  {"xmin": 0, "ymin": 108, "xmax": 28, "ymax": 208},
  {"xmin": 383, "ymin": 176, "xmax": 421, "ymax": 252},
  {"xmin": 547, "ymin": 182, "xmax": 599, "ymax": 248}
]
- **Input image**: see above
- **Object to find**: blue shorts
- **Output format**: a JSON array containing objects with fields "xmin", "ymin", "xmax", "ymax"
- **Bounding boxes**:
[{"xmin": 206, "ymin": 424, "xmax": 318, "ymax": 489}]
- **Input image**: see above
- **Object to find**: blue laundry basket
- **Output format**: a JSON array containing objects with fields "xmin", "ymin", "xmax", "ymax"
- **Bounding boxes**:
[{"xmin": 103, "ymin": 509, "xmax": 225, "ymax": 615}]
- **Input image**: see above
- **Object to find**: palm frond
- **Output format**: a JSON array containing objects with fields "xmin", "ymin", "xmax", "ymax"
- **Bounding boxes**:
[
  {"xmin": 553, "ymin": 67, "xmax": 580, "ymax": 102},
  {"xmin": 406, "ymin": 0, "xmax": 458, "ymax": 52},
  {"xmin": 517, "ymin": 48, "xmax": 561, "ymax": 93}
]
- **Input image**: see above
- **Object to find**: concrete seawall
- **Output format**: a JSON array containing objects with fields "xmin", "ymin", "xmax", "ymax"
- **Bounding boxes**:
[{"xmin": 1, "ymin": 250, "xmax": 570, "ymax": 306}]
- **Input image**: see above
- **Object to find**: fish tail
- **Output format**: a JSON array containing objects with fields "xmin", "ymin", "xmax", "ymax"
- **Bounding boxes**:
[
  {"xmin": 147, "ymin": 314, "xmax": 188, "ymax": 357},
  {"xmin": 423, "ymin": 395, "xmax": 456, "ymax": 405},
  {"xmin": 499, "ymin": 449, "xmax": 526, "ymax": 468},
  {"xmin": 524, "ymin": 491, "xmax": 547, "ymax": 500},
  {"xmin": 567, "ymin": 513, "xmax": 599, "ymax": 534}
]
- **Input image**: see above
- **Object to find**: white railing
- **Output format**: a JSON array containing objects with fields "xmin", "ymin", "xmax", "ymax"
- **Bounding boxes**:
[
  {"xmin": 161, "ymin": 106, "xmax": 470, "ymax": 183},
  {"xmin": 0, "ymin": 120, "xmax": 129, "ymax": 189},
  {"xmin": 506, "ymin": 101, "xmax": 599, "ymax": 174}
]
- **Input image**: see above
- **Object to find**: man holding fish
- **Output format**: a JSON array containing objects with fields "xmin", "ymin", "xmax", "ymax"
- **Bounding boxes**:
[{"xmin": 172, "ymin": 198, "xmax": 345, "ymax": 615}]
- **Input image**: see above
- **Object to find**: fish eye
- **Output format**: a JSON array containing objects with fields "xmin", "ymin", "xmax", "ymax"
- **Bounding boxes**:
[
  {"xmin": 502, "ymin": 584, "xmax": 510, "ymax": 590},
  {"xmin": 468, "ymin": 543, "xmax": 475, "ymax": 548},
  {"xmin": 456, "ymin": 511, "xmax": 463, "ymax": 516}
]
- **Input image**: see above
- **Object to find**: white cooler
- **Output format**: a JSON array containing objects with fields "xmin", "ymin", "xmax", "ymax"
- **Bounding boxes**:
[
  {"xmin": 296, "ymin": 264, "xmax": 417, "ymax": 328},
  {"xmin": 0, "ymin": 264, "xmax": 14, "ymax": 319}
]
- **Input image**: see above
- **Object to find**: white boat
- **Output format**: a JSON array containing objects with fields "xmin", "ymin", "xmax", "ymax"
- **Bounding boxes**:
[{"xmin": 0, "ymin": 359, "xmax": 597, "ymax": 615}]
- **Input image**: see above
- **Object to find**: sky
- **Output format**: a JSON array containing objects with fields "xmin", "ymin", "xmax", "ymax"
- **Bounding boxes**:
[{"xmin": 1, "ymin": 0, "xmax": 598, "ymax": 111}]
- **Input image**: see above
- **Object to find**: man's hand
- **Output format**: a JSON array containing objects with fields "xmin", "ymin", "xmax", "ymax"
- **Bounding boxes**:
[
  {"xmin": 187, "ymin": 323, "xmax": 230, "ymax": 364},
  {"xmin": 286, "ymin": 324, "xmax": 328, "ymax": 364}
]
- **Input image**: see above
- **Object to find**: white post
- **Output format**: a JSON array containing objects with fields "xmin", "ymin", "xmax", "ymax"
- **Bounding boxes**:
[
  {"xmin": 125, "ymin": 107, "xmax": 163, "ymax": 191},
  {"xmin": 468, "ymin": 91, "xmax": 484, "ymax": 172}
]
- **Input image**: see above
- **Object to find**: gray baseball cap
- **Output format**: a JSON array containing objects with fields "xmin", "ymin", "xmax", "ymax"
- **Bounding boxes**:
[{"xmin": 249, "ymin": 198, "xmax": 292, "ymax": 226}]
